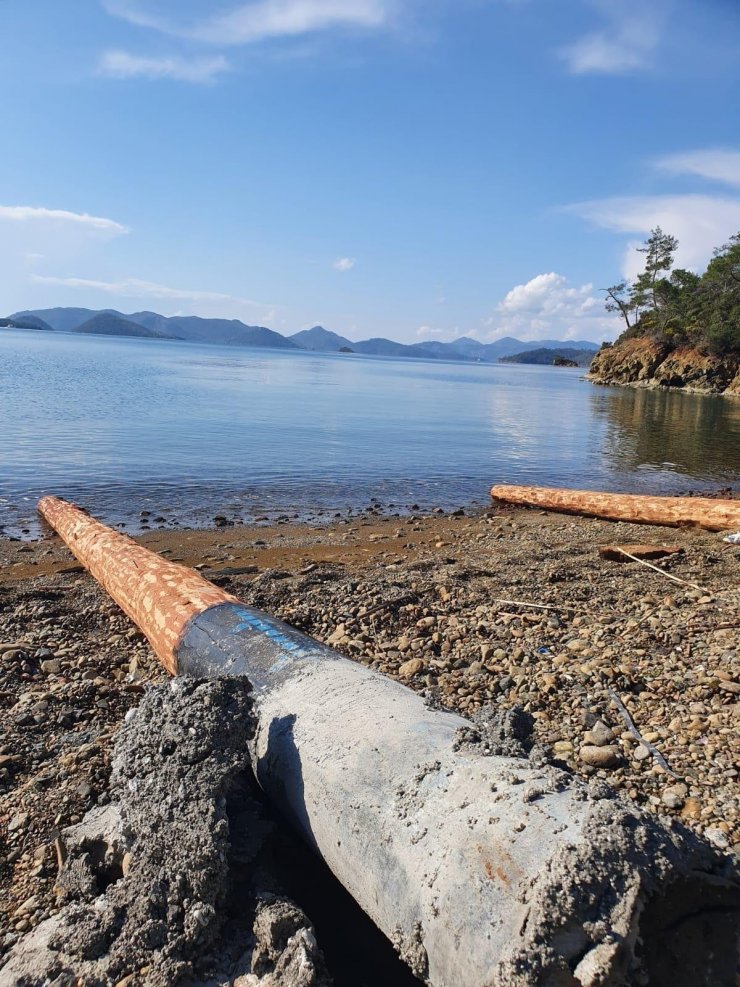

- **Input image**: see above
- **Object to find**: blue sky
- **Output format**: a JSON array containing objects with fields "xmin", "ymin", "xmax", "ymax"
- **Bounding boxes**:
[{"xmin": 1, "ymin": 0, "xmax": 739, "ymax": 343}]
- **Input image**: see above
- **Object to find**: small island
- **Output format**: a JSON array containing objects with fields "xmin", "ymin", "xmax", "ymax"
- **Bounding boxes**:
[
  {"xmin": 589, "ymin": 229, "xmax": 740, "ymax": 395},
  {"xmin": 500, "ymin": 347, "xmax": 593, "ymax": 367}
]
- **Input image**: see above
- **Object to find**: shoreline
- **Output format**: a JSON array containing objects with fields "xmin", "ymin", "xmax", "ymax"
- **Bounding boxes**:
[
  {"xmin": 587, "ymin": 338, "xmax": 740, "ymax": 396},
  {"xmin": 1, "ymin": 504, "xmax": 738, "ymax": 953},
  {"xmin": 586, "ymin": 372, "xmax": 740, "ymax": 398}
]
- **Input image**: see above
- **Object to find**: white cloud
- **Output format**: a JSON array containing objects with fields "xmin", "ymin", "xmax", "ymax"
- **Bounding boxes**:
[
  {"xmin": 0, "ymin": 205, "xmax": 128, "ymax": 234},
  {"xmin": 415, "ymin": 325, "xmax": 446, "ymax": 339},
  {"xmin": 99, "ymin": 50, "xmax": 230, "ymax": 82},
  {"xmin": 559, "ymin": 0, "xmax": 665, "ymax": 75},
  {"xmin": 333, "ymin": 256, "xmax": 355, "ymax": 271},
  {"xmin": 103, "ymin": 0, "xmax": 391, "ymax": 46},
  {"xmin": 486, "ymin": 272, "xmax": 619, "ymax": 342},
  {"xmin": 0, "ymin": 204, "xmax": 131, "ymax": 316},
  {"xmin": 656, "ymin": 148, "xmax": 740, "ymax": 189},
  {"xmin": 570, "ymin": 193, "xmax": 740, "ymax": 279}
]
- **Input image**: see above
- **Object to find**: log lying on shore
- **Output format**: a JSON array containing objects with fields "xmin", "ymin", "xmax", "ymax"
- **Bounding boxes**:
[
  {"xmin": 37, "ymin": 496, "xmax": 740, "ymax": 987},
  {"xmin": 491, "ymin": 484, "xmax": 740, "ymax": 531}
]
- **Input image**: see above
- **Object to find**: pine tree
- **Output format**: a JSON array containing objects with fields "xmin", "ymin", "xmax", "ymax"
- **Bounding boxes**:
[{"xmin": 629, "ymin": 226, "xmax": 678, "ymax": 331}]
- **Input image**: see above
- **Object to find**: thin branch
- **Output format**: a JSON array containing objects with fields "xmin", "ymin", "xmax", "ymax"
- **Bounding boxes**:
[
  {"xmin": 613, "ymin": 549, "xmax": 708, "ymax": 593},
  {"xmin": 607, "ymin": 688, "xmax": 679, "ymax": 779}
]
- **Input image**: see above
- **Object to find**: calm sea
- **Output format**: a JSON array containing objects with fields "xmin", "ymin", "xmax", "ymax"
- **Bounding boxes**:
[{"xmin": 1, "ymin": 330, "xmax": 738, "ymax": 538}]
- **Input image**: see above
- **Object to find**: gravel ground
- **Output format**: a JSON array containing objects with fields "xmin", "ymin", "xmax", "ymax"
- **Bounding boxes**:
[{"xmin": 1, "ymin": 502, "xmax": 738, "ymax": 964}]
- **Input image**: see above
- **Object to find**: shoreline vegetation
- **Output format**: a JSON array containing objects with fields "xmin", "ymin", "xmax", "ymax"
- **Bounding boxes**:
[
  {"xmin": 2, "ymin": 502, "xmax": 738, "ymax": 957},
  {"xmin": 589, "ymin": 229, "xmax": 740, "ymax": 395}
]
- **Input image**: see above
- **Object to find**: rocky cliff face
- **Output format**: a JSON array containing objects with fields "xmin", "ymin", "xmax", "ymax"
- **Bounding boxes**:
[{"xmin": 588, "ymin": 338, "xmax": 740, "ymax": 395}]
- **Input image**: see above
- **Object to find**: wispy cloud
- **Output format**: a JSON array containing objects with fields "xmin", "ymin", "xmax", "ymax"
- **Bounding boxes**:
[
  {"xmin": 31, "ymin": 274, "xmax": 272, "ymax": 311},
  {"xmin": 99, "ymin": 50, "xmax": 230, "ymax": 82},
  {"xmin": 656, "ymin": 148, "xmax": 740, "ymax": 188},
  {"xmin": 570, "ymin": 193, "xmax": 740, "ymax": 278},
  {"xmin": 103, "ymin": 0, "xmax": 392, "ymax": 46},
  {"xmin": 559, "ymin": 0, "xmax": 666, "ymax": 75},
  {"xmin": 332, "ymin": 256, "xmax": 355, "ymax": 271},
  {"xmin": 0, "ymin": 205, "xmax": 128, "ymax": 234}
]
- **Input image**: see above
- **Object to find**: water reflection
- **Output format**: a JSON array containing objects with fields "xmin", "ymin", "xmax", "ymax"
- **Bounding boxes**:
[
  {"xmin": 592, "ymin": 386, "xmax": 740, "ymax": 482},
  {"xmin": 1, "ymin": 331, "xmax": 738, "ymax": 538}
]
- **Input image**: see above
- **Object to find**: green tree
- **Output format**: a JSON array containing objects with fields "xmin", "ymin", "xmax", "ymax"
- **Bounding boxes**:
[
  {"xmin": 699, "ymin": 234, "xmax": 740, "ymax": 354},
  {"xmin": 602, "ymin": 281, "xmax": 636, "ymax": 332},
  {"xmin": 602, "ymin": 229, "xmax": 739, "ymax": 356},
  {"xmin": 629, "ymin": 226, "xmax": 679, "ymax": 331}
]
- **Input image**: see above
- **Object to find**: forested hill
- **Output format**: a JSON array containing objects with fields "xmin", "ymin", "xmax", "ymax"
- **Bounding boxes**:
[
  {"xmin": 590, "ymin": 229, "xmax": 740, "ymax": 395},
  {"xmin": 602, "ymin": 229, "xmax": 740, "ymax": 356},
  {"xmin": 500, "ymin": 347, "xmax": 595, "ymax": 367}
]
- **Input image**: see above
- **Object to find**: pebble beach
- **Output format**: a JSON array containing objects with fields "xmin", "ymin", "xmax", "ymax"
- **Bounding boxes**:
[{"xmin": 1, "ymin": 502, "xmax": 738, "ymax": 957}]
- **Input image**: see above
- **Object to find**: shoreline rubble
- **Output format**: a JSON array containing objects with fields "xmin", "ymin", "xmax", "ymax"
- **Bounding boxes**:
[{"xmin": 1, "ymin": 503, "xmax": 738, "ymax": 983}]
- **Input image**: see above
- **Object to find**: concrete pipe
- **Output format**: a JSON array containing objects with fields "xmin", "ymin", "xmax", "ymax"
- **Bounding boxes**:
[
  {"xmin": 38, "ymin": 496, "xmax": 740, "ymax": 987},
  {"xmin": 490, "ymin": 484, "xmax": 740, "ymax": 531}
]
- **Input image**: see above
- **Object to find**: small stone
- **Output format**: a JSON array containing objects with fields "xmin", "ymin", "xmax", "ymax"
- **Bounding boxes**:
[
  {"xmin": 681, "ymin": 797, "xmax": 702, "ymax": 820},
  {"xmin": 7, "ymin": 812, "xmax": 29, "ymax": 834},
  {"xmin": 398, "ymin": 658, "xmax": 424, "ymax": 679},
  {"xmin": 633, "ymin": 744, "xmax": 651, "ymax": 761},
  {"xmin": 661, "ymin": 788, "xmax": 685, "ymax": 810},
  {"xmin": 579, "ymin": 745, "xmax": 620, "ymax": 768},
  {"xmin": 40, "ymin": 659, "xmax": 62, "ymax": 675},
  {"xmin": 327, "ymin": 624, "xmax": 346, "ymax": 646},
  {"xmin": 583, "ymin": 720, "xmax": 614, "ymax": 747},
  {"xmin": 704, "ymin": 827, "xmax": 730, "ymax": 850},
  {"xmin": 553, "ymin": 740, "xmax": 574, "ymax": 754},
  {"xmin": 14, "ymin": 896, "xmax": 38, "ymax": 916}
]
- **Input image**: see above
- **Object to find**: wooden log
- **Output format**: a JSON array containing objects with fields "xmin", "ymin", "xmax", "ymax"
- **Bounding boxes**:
[
  {"xmin": 598, "ymin": 544, "xmax": 684, "ymax": 562},
  {"xmin": 490, "ymin": 484, "xmax": 740, "ymax": 531},
  {"xmin": 38, "ymin": 495, "xmax": 236, "ymax": 674}
]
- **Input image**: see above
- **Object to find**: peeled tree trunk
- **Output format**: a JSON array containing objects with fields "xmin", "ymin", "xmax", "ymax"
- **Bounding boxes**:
[
  {"xmin": 38, "ymin": 496, "xmax": 740, "ymax": 987},
  {"xmin": 490, "ymin": 484, "xmax": 740, "ymax": 531}
]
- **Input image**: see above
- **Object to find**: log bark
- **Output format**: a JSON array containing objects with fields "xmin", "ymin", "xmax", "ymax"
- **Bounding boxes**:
[
  {"xmin": 37, "ymin": 496, "xmax": 739, "ymax": 987},
  {"xmin": 490, "ymin": 484, "xmax": 740, "ymax": 530}
]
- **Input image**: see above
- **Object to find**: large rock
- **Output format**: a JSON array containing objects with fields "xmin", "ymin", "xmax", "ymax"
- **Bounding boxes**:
[
  {"xmin": 588, "ymin": 338, "xmax": 669, "ymax": 385},
  {"xmin": 588, "ymin": 338, "xmax": 739, "ymax": 395},
  {"xmin": 652, "ymin": 346, "xmax": 739, "ymax": 393}
]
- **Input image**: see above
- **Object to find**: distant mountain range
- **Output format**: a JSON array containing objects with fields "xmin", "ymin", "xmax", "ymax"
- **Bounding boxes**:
[
  {"xmin": 7, "ymin": 307, "xmax": 601, "ymax": 364},
  {"xmin": 74, "ymin": 312, "xmax": 176, "ymax": 339}
]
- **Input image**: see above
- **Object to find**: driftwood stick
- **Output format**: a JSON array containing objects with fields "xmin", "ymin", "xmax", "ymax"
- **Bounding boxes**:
[
  {"xmin": 353, "ymin": 593, "xmax": 420, "ymax": 622},
  {"xmin": 613, "ymin": 549, "xmax": 708, "ymax": 592},
  {"xmin": 607, "ymin": 688, "xmax": 679, "ymax": 779}
]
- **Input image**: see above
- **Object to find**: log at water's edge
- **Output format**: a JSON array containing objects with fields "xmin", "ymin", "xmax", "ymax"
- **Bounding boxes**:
[{"xmin": 490, "ymin": 484, "xmax": 740, "ymax": 531}]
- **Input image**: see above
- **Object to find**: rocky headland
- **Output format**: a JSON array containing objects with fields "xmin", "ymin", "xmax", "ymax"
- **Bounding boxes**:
[{"xmin": 587, "ymin": 338, "xmax": 740, "ymax": 396}]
